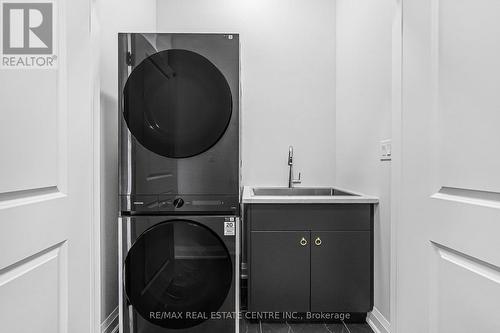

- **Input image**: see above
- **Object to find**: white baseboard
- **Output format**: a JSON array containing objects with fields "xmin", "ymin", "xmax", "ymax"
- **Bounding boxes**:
[
  {"xmin": 101, "ymin": 306, "xmax": 119, "ymax": 333},
  {"xmin": 367, "ymin": 307, "xmax": 390, "ymax": 333}
]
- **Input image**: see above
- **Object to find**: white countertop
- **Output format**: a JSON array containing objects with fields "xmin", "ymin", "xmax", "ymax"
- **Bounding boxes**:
[{"xmin": 242, "ymin": 186, "xmax": 379, "ymax": 204}]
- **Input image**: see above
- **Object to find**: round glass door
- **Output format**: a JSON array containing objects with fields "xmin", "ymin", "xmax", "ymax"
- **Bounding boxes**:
[
  {"xmin": 123, "ymin": 49, "xmax": 233, "ymax": 158},
  {"xmin": 124, "ymin": 220, "xmax": 232, "ymax": 329}
]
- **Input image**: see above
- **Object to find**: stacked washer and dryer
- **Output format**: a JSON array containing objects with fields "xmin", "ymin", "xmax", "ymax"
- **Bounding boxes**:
[{"xmin": 118, "ymin": 33, "xmax": 240, "ymax": 333}]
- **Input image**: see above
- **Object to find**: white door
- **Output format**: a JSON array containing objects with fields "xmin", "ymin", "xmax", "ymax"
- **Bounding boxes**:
[
  {"xmin": 0, "ymin": 0, "xmax": 95, "ymax": 332},
  {"xmin": 396, "ymin": 0, "xmax": 500, "ymax": 332}
]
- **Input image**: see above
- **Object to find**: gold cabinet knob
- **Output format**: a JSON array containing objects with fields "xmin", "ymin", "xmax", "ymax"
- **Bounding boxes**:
[
  {"xmin": 300, "ymin": 237, "xmax": 308, "ymax": 246},
  {"xmin": 314, "ymin": 237, "xmax": 322, "ymax": 246}
]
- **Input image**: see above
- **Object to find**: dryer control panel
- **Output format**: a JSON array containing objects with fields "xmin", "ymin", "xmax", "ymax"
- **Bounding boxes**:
[{"xmin": 120, "ymin": 194, "xmax": 239, "ymax": 214}]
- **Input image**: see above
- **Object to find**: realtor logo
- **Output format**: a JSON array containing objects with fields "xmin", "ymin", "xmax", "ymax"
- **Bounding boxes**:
[{"xmin": 1, "ymin": 0, "xmax": 57, "ymax": 68}]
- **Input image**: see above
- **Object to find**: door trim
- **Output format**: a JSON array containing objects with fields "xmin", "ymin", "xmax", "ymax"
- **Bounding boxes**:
[
  {"xmin": 391, "ymin": 0, "xmax": 403, "ymax": 332},
  {"xmin": 90, "ymin": 0, "xmax": 101, "ymax": 331}
]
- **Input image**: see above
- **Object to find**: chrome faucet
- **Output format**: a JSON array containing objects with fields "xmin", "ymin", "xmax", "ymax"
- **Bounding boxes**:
[{"xmin": 288, "ymin": 146, "xmax": 301, "ymax": 188}]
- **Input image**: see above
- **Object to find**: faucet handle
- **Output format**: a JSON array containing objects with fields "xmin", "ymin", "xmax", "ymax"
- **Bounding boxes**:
[{"xmin": 293, "ymin": 172, "xmax": 302, "ymax": 184}]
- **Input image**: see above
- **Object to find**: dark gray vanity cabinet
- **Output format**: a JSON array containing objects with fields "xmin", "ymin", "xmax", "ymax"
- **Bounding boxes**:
[
  {"xmin": 310, "ymin": 231, "xmax": 371, "ymax": 312},
  {"xmin": 245, "ymin": 204, "xmax": 374, "ymax": 314},
  {"xmin": 250, "ymin": 231, "xmax": 310, "ymax": 312}
]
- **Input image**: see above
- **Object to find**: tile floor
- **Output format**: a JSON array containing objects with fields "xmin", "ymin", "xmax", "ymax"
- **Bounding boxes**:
[{"xmin": 240, "ymin": 320, "xmax": 374, "ymax": 333}]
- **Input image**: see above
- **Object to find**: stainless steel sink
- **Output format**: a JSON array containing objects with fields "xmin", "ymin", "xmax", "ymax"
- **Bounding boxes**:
[{"xmin": 252, "ymin": 187, "xmax": 358, "ymax": 196}]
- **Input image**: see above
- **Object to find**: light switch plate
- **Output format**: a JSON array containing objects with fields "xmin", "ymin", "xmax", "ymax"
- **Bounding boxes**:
[{"xmin": 380, "ymin": 139, "xmax": 392, "ymax": 161}]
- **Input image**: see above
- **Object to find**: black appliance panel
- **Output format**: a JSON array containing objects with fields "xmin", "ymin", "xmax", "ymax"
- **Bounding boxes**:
[
  {"xmin": 120, "ymin": 194, "xmax": 239, "ymax": 214},
  {"xmin": 119, "ymin": 33, "xmax": 240, "ymax": 209}
]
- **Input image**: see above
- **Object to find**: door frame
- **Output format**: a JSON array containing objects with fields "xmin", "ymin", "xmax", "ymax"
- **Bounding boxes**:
[
  {"xmin": 391, "ymin": 0, "xmax": 403, "ymax": 332},
  {"xmin": 90, "ymin": 0, "xmax": 101, "ymax": 331}
]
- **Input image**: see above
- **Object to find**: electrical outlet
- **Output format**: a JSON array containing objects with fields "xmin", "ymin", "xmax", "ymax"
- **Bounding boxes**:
[{"xmin": 380, "ymin": 139, "xmax": 392, "ymax": 161}]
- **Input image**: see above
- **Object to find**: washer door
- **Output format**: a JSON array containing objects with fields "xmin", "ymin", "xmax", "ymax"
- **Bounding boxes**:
[
  {"xmin": 124, "ymin": 220, "xmax": 232, "ymax": 329},
  {"xmin": 123, "ymin": 49, "xmax": 233, "ymax": 158}
]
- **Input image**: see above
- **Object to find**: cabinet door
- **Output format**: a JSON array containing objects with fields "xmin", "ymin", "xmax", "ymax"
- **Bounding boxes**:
[
  {"xmin": 311, "ymin": 231, "xmax": 371, "ymax": 312},
  {"xmin": 250, "ymin": 231, "xmax": 310, "ymax": 312}
]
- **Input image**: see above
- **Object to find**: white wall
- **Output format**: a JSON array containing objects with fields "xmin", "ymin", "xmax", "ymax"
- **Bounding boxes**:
[
  {"xmin": 97, "ymin": 0, "xmax": 156, "ymax": 324},
  {"xmin": 335, "ymin": 0, "xmax": 393, "ymax": 323},
  {"xmin": 156, "ymin": 0, "xmax": 337, "ymax": 187}
]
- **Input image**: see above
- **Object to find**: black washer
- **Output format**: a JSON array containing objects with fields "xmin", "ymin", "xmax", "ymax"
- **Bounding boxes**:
[{"xmin": 124, "ymin": 220, "xmax": 232, "ymax": 329}]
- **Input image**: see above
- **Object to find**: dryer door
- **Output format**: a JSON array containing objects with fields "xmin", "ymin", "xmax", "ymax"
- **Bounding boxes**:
[
  {"xmin": 124, "ymin": 220, "xmax": 233, "ymax": 329},
  {"xmin": 123, "ymin": 48, "xmax": 233, "ymax": 158}
]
